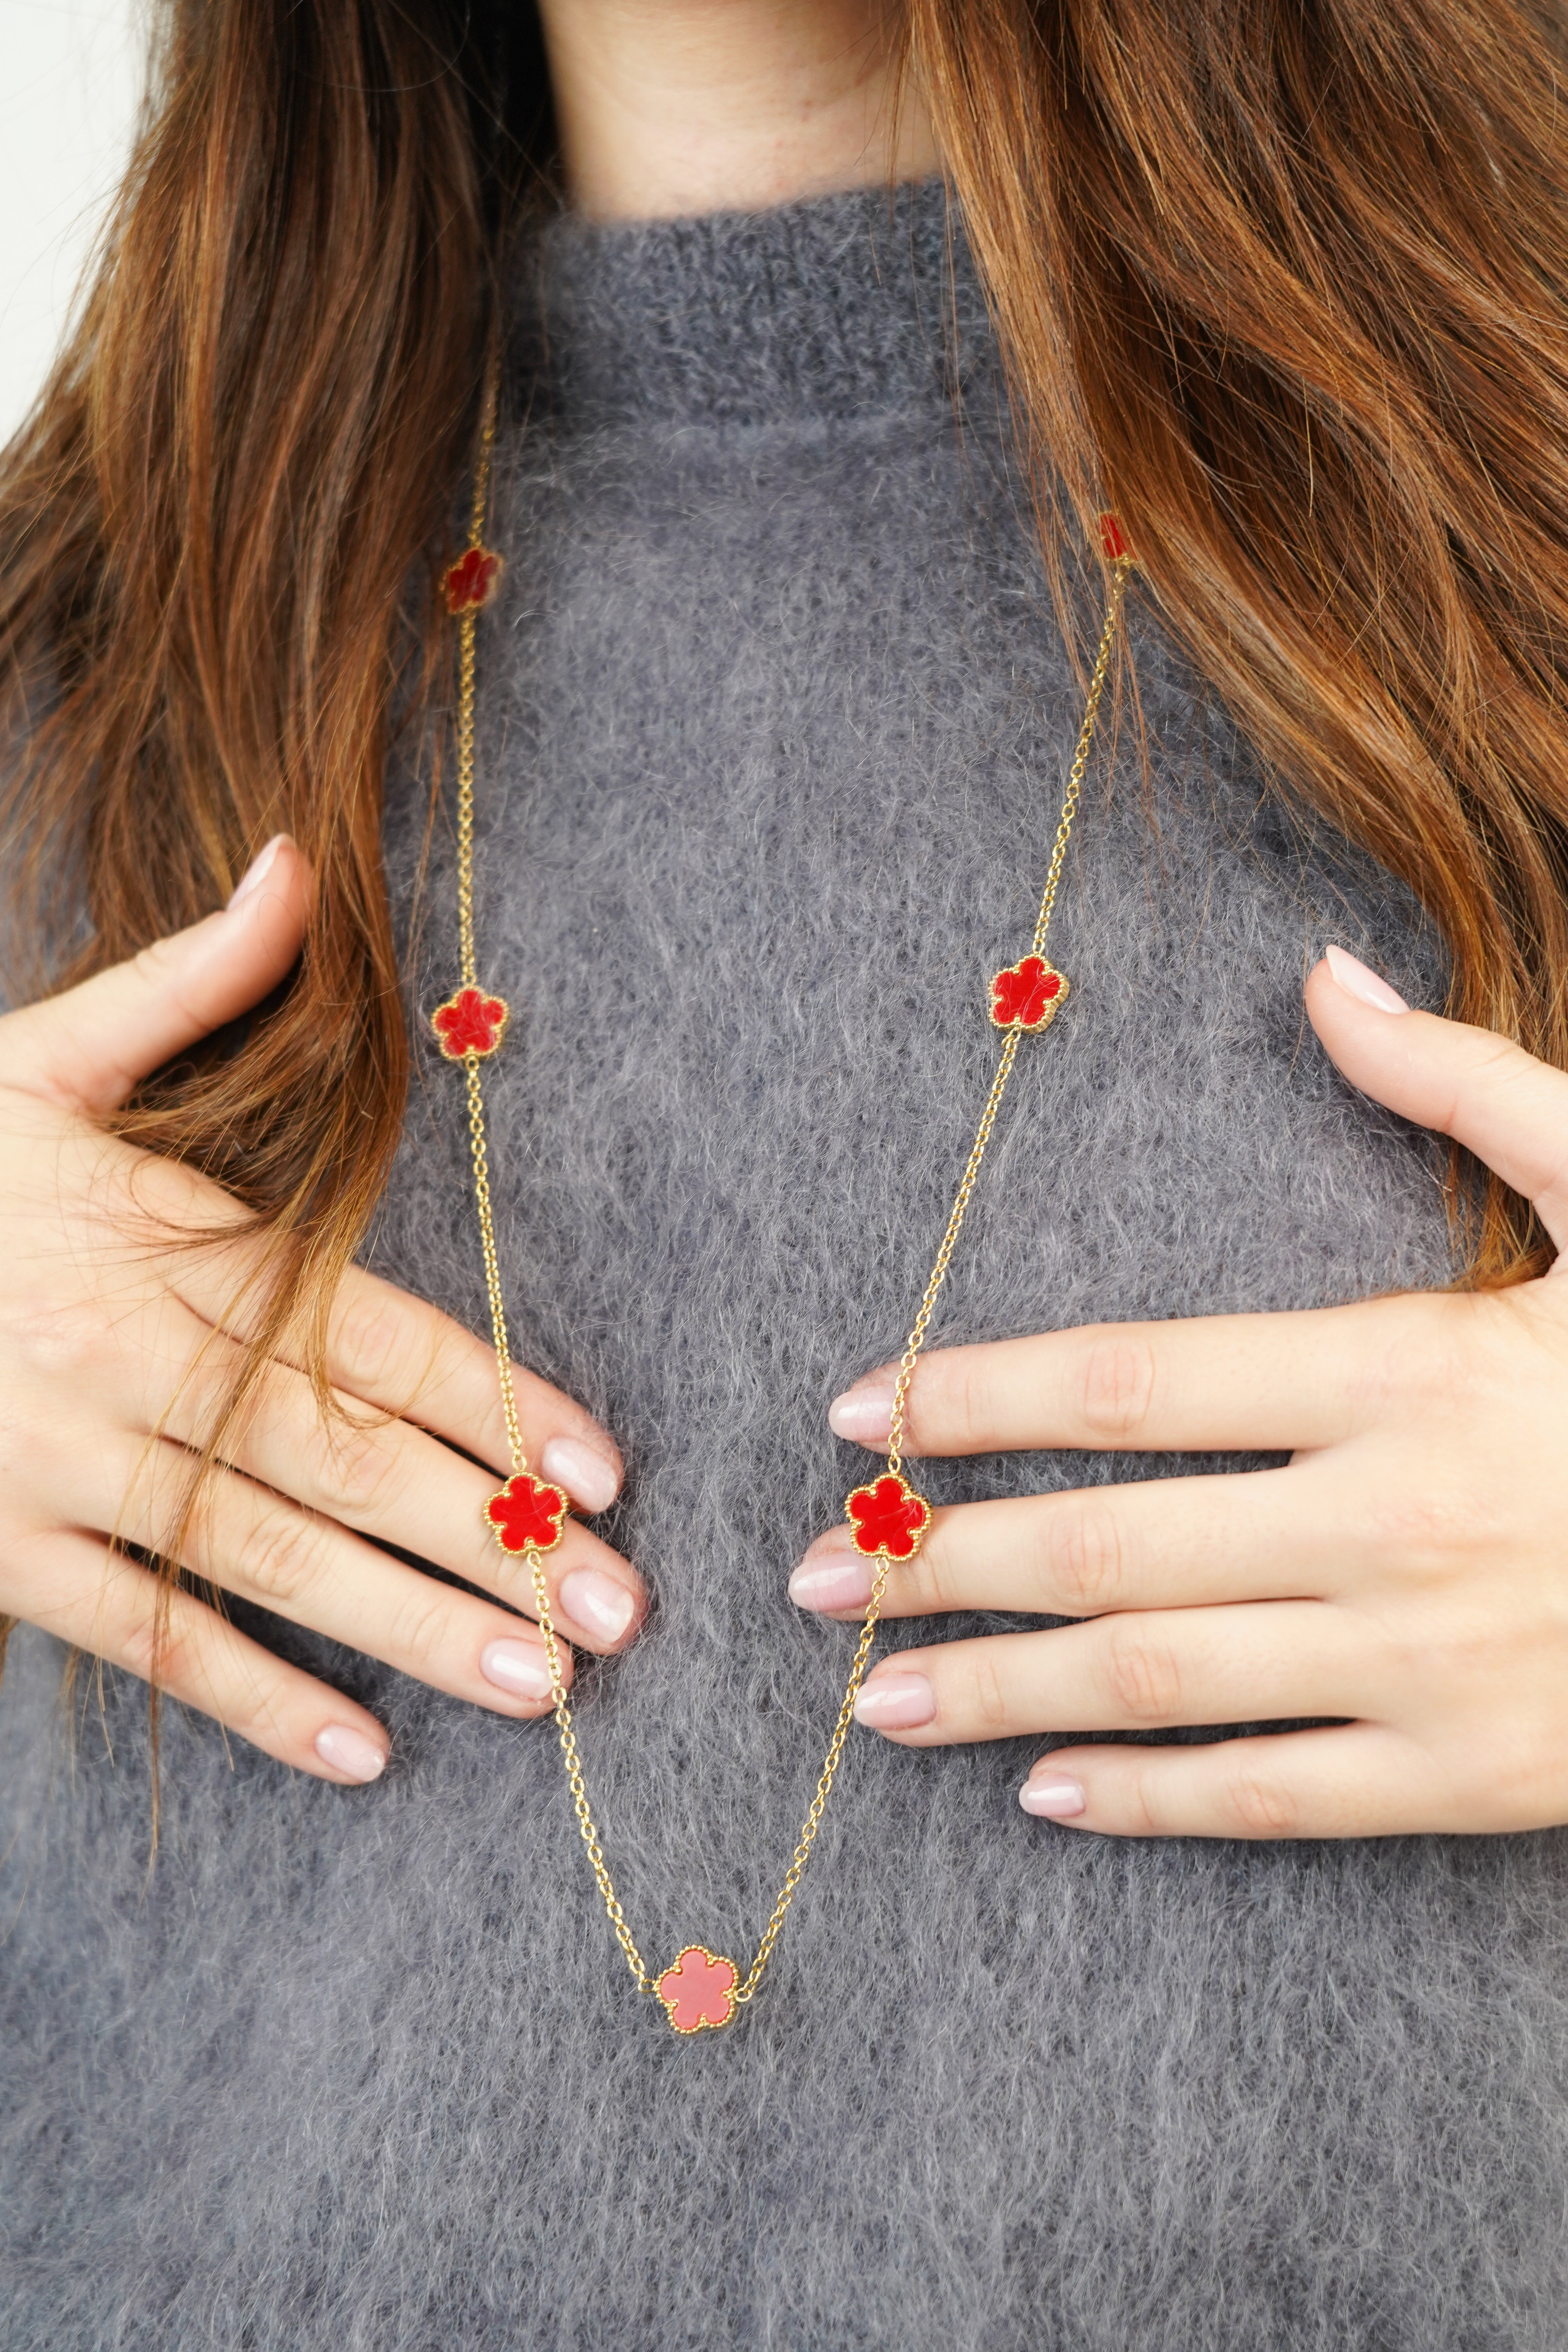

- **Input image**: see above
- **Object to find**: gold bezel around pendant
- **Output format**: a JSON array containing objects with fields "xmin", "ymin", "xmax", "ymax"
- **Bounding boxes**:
[
  {"xmin": 656, "ymin": 1945, "xmax": 740, "ymax": 2033},
  {"xmin": 483, "ymin": 1472, "xmax": 570, "ymax": 1558},
  {"xmin": 431, "ymin": 984, "xmax": 511, "ymax": 1060},
  {"xmin": 443, "ymin": 544, "xmax": 506, "ymax": 613},
  {"xmin": 988, "ymin": 956, "xmax": 1068, "ymax": 1034},
  {"xmin": 844, "ymin": 1470, "xmax": 932, "ymax": 1563}
]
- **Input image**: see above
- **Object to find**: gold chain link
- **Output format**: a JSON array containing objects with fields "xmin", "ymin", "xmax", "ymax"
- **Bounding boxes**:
[
  {"xmin": 463, "ymin": 1054, "xmax": 524, "ymax": 1477},
  {"xmin": 447, "ymin": 372, "xmax": 1131, "ymax": 2013},
  {"xmin": 1031, "ymin": 565, "xmax": 1128, "ymax": 955},
  {"xmin": 884, "ymin": 561, "xmax": 1130, "ymax": 1472}
]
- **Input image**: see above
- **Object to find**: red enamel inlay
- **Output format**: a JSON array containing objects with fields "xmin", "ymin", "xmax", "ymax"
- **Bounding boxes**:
[
  {"xmin": 657, "ymin": 1947, "xmax": 739, "ymax": 2033},
  {"xmin": 845, "ymin": 1474, "xmax": 932, "ymax": 1562},
  {"xmin": 989, "ymin": 956, "xmax": 1064, "ymax": 1030},
  {"xmin": 484, "ymin": 1473, "xmax": 570, "ymax": 1557},
  {"xmin": 1099, "ymin": 512, "xmax": 1131, "ymax": 562},
  {"xmin": 443, "ymin": 546, "xmax": 505, "ymax": 614},
  {"xmin": 432, "ymin": 986, "xmax": 509, "ymax": 1058}
]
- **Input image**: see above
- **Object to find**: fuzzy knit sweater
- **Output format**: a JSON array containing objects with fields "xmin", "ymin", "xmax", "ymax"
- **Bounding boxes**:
[{"xmin": 4, "ymin": 179, "xmax": 1567, "ymax": 2352}]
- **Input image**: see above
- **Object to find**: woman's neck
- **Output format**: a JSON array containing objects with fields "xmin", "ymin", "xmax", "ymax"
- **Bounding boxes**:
[{"xmin": 534, "ymin": 0, "xmax": 940, "ymax": 221}]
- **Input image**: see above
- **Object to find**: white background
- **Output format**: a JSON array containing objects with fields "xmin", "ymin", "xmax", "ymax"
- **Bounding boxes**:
[{"xmin": 0, "ymin": 0, "xmax": 147, "ymax": 447}]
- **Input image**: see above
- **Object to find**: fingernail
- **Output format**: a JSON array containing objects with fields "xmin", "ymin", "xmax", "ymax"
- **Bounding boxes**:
[
  {"xmin": 480, "ymin": 1638, "xmax": 555, "ymax": 1701},
  {"xmin": 1324, "ymin": 944, "xmax": 1410, "ymax": 1014},
  {"xmin": 854, "ymin": 1672, "xmax": 935, "ymax": 1730},
  {"xmin": 226, "ymin": 834, "xmax": 287, "ymax": 912},
  {"xmin": 314, "ymin": 1723, "xmax": 387, "ymax": 1782},
  {"xmin": 828, "ymin": 1371, "xmax": 896, "ymax": 1445},
  {"xmin": 559, "ymin": 1567, "xmax": 636, "ymax": 1644},
  {"xmin": 540, "ymin": 1434, "xmax": 620, "ymax": 1514},
  {"xmin": 1019, "ymin": 1773, "xmax": 1086, "ymax": 1820},
  {"xmin": 789, "ymin": 1553, "xmax": 875, "ymax": 1612}
]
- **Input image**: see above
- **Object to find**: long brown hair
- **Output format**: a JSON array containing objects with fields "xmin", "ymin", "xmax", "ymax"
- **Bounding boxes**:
[{"xmin": 1, "ymin": 0, "xmax": 1564, "ymax": 1525}]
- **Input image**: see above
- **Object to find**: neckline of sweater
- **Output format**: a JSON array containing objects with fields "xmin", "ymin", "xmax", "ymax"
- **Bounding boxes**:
[{"xmin": 506, "ymin": 174, "xmax": 997, "ymax": 433}]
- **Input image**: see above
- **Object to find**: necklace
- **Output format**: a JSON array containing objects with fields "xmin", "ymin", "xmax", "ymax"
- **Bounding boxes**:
[{"xmin": 431, "ymin": 382, "xmax": 1133, "ymax": 2033}]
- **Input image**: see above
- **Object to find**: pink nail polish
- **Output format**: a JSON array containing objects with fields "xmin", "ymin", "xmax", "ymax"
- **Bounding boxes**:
[
  {"xmin": 788, "ymin": 1555, "xmax": 875, "ymax": 1612},
  {"xmin": 480, "ymin": 1639, "xmax": 554, "ymax": 1700},
  {"xmin": 314, "ymin": 1723, "xmax": 387, "ymax": 1782},
  {"xmin": 226, "ymin": 834, "xmax": 287, "ymax": 912},
  {"xmin": 539, "ymin": 1434, "xmax": 619, "ymax": 1514},
  {"xmin": 559, "ymin": 1568, "xmax": 635, "ymax": 1644},
  {"xmin": 1019, "ymin": 1773, "xmax": 1086, "ymax": 1819},
  {"xmin": 853, "ymin": 1672, "xmax": 935, "ymax": 1730},
  {"xmin": 828, "ymin": 1376, "xmax": 896, "ymax": 1445},
  {"xmin": 1323, "ymin": 944, "xmax": 1410, "ymax": 1014}
]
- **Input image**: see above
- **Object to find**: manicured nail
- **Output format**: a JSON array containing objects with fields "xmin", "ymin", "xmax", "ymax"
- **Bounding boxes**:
[
  {"xmin": 854, "ymin": 1672, "xmax": 935, "ymax": 1730},
  {"xmin": 828, "ymin": 1372, "xmax": 896, "ymax": 1445},
  {"xmin": 789, "ymin": 1553, "xmax": 875, "ymax": 1613},
  {"xmin": 227, "ymin": 834, "xmax": 287, "ymax": 912},
  {"xmin": 559, "ymin": 1567, "xmax": 636, "ymax": 1644},
  {"xmin": 314, "ymin": 1723, "xmax": 387, "ymax": 1782},
  {"xmin": 1019, "ymin": 1773, "xmax": 1086, "ymax": 1820},
  {"xmin": 1324, "ymin": 944, "xmax": 1410, "ymax": 1014},
  {"xmin": 480, "ymin": 1639, "xmax": 554, "ymax": 1700},
  {"xmin": 540, "ymin": 1434, "xmax": 620, "ymax": 1514}
]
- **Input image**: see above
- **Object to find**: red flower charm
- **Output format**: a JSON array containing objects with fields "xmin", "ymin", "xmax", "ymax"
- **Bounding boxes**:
[
  {"xmin": 989, "ymin": 956, "xmax": 1068, "ymax": 1033},
  {"xmin": 484, "ymin": 1473, "xmax": 570, "ymax": 1557},
  {"xmin": 1099, "ymin": 512, "xmax": 1132, "ymax": 562},
  {"xmin": 431, "ymin": 986, "xmax": 510, "ymax": 1059},
  {"xmin": 845, "ymin": 1472, "xmax": 932, "ymax": 1563},
  {"xmin": 443, "ymin": 546, "xmax": 505, "ymax": 614},
  {"xmin": 657, "ymin": 1946, "xmax": 739, "ymax": 2034}
]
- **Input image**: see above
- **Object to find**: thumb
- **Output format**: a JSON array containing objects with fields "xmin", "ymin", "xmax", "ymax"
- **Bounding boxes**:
[
  {"xmin": 0, "ymin": 835, "xmax": 312, "ymax": 1116},
  {"xmin": 1305, "ymin": 943, "xmax": 1568, "ymax": 1253}
]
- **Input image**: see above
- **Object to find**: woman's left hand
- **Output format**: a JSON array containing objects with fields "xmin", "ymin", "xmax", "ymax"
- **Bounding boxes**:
[{"xmin": 793, "ymin": 946, "xmax": 1568, "ymax": 1838}]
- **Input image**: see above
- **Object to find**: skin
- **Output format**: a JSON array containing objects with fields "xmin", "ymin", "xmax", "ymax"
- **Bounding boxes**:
[
  {"xmin": 0, "ymin": 5, "xmax": 928, "ymax": 1785},
  {"xmin": 7, "ymin": 7, "xmax": 1566, "ymax": 1837},
  {"xmin": 797, "ymin": 950, "xmax": 1568, "ymax": 1838},
  {"xmin": 0, "ymin": 840, "xmax": 647, "ymax": 1783},
  {"xmin": 535, "ymin": 0, "xmax": 938, "ymax": 221}
]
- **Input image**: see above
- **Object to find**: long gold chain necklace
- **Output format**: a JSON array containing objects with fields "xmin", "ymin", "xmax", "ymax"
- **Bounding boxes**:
[{"xmin": 431, "ymin": 381, "xmax": 1134, "ymax": 2033}]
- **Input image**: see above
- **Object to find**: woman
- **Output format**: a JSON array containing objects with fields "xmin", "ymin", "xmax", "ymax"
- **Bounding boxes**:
[{"xmin": 2, "ymin": 0, "xmax": 1567, "ymax": 2343}]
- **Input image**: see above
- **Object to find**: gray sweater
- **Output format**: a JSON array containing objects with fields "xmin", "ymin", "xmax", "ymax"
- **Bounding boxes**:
[{"xmin": 4, "ymin": 180, "xmax": 1566, "ymax": 2352}]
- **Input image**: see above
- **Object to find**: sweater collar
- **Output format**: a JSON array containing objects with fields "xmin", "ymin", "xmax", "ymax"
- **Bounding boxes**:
[{"xmin": 509, "ymin": 175, "xmax": 994, "ymax": 431}]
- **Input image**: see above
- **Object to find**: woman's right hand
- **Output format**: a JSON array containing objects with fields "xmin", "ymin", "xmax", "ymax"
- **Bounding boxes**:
[{"xmin": 0, "ymin": 837, "xmax": 643, "ymax": 1783}]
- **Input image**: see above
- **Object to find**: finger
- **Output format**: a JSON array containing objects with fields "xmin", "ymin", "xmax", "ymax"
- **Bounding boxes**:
[
  {"xmin": 0, "ymin": 836, "xmax": 310, "ymax": 1116},
  {"xmin": 171, "ymin": 1248, "xmax": 623, "ymax": 1511},
  {"xmin": 1307, "ymin": 945, "xmax": 1568, "ymax": 1250},
  {"xmin": 827, "ymin": 1294, "xmax": 1417, "ymax": 1459},
  {"xmin": 851, "ymin": 1601, "xmax": 1365, "ymax": 1745},
  {"xmin": 791, "ymin": 1463, "xmax": 1330, "ymax": 1621},
  {"xmin": 129, "ymin": 1295, "xmax": 644, "ymax": 1653},
  {"xmin": 101, "ymin": 1145, "xmax": 624, "ymax": 1514},
  {"xmin": 1018, "ymin": 1723, "xmax": 1454, "ymax": 1838},
  {"xmin": 13, "ymin": 1527, "xmax": 392, "ymax": 1783},
  {"xmin": 99, "ymin": 1434, "xmax": 573, "ymax": 1718}
]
